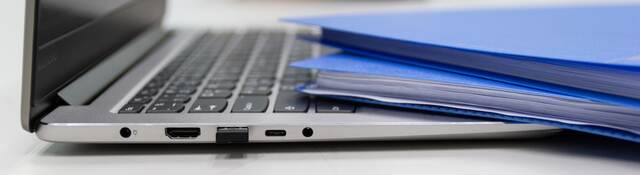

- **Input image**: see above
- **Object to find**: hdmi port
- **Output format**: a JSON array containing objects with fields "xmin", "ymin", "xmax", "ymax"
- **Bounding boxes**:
[{"xmin": 166, "ymin": 127, "xmax": 201, "ymax": 139}]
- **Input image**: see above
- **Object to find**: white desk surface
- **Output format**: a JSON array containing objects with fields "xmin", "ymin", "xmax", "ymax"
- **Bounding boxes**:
[{"xmin": 1, "ymin": 0, "xmax": 639, "ymax": 175}]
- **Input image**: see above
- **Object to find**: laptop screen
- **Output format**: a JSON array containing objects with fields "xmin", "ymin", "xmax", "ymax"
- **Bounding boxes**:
[{"xmin": 27, "ymin": 0, "xmax": 166, "ymax": 128}]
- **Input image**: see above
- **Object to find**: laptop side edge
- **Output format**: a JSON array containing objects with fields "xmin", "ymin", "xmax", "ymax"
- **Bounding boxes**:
[{"xmin": 21, "ymin": 0, "xmax": 36, "ymax": 132}]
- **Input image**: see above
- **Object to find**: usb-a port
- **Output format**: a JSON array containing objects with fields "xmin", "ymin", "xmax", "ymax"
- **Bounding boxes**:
[{"xmin": 216, "ymin": 127, "xmax": 249, "ymax": 144}]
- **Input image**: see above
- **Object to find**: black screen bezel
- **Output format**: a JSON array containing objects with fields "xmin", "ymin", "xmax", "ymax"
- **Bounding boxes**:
[{"xmin": 24, "ymin": 0, "xmax": 166, "ymax": 131}]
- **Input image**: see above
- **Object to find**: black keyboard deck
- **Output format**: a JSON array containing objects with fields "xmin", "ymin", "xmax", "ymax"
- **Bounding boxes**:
[{"xmin": 119, "ymin": 30, "xmax": 356, "ymax": 114}]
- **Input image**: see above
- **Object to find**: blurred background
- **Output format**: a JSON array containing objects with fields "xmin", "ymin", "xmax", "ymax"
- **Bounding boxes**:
[{"xmin": 161, "ymin": 0, "xmax": 637, "ymax": 28}]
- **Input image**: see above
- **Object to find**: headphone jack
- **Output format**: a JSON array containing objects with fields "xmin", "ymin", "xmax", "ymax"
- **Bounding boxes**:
[{"xmin": 120, "ymin": 127, "xmax": 132, "ymax": 138}]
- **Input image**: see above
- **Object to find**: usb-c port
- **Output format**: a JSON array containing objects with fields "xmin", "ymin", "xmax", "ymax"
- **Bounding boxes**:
[{"xmin": 265, "ymin": 130, "xmax": 287, "ymax": 137}]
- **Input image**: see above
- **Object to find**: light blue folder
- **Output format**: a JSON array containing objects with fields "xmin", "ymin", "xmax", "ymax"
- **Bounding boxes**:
[
  {"xmin": 291, "ymin": 53, "xmax": 640, "ymax": 142},
  {"xmin": 284, "ymin": 5, "xmax": 640, "ymax": 108}
]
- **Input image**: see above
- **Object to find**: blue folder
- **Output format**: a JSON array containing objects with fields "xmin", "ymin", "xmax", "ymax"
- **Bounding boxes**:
[
  {"xmin": 291, "ymin": 53, "xmax": 640, "ymax": 143},
  {"xmin": 284, "ymin": 5, "xmax": 640, "ymax": 108}
]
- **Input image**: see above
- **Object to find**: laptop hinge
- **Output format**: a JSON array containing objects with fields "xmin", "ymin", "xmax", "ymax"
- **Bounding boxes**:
[{"xmin": 58, "ymin": 27, "xmax": 168, "ymax": 105}]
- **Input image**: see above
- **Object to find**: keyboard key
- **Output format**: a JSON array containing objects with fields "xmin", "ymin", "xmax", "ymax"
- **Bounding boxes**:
[
  {"xmin": 189, "ymin": 99, "xmax": 228, "ymax": 113},
  {"xmin": 139, "ymin": 88, "xmax": 159, "ymax": 96},
  {"xmin": 179, "ymin": 88, "xmax": 198, "ymax": 94},
  {"xmin": 232, "ymin": 96, "xmax": 269, "ymax": 113},
  {"xmin": 205, "ymin": 83, "xmax": 236, "ymax": 90},
  {"xmin": 279, "ymin": 84, "xmax": 297, "ymax": 91},
  {"xmin": 316, "ymin": 100, "xmax": 356, "ymax": 113},
  {"xmin": 211, "ymin": 68, "xmax": 237, "ymax": 74},
  {"xmin": 251, "ymin": 67, "xmax": 277, "ymax": 73},
  {"xmin": 164, "ymin": 87, "xmax": 197, "ymax": 95},
  {"xmin": 243, "ymin": 78, "xmax": 274, "ymax": 87},
  {"xmin": 253, "ymin": 61, "xmax": 279, "ymax": 66},
  {"xmin": 170, "ymin": 80, "xmax": 201, "ymax": 87},
  {"xmin": 199, "ymin": 89, "xmax": 232, "ymax": 99},
  {"xmin": 210, "ymin": 76, "xmax": 239, "ymax": 82},
  {"xmin": 246, "ymin": 74, "xmax": 276, "ymax": 79},
  {"xmin": 280, "ymin": 79, "xmax": 307, "ymax": 84},
  {"xmin": 151, "ymin": 102, "xmax": 183, "ymax": 107},
  {"xmin": 152, "ymin": 76, "xmax": 171, "ymax": 81},
  {"xmin": 159, "ymin": 93, "xmax": 190, "ymax": 99},
  {"xmin": 274, "ymin": 92, "xmax": 309, "ymax": 113},
  {"xmin": 119, "ymin": 104, "xmax": 145, "ymax": 113},
  {"xmin": 174, "ymin": 75, "xmax": 204, "ymax": 80},
  {"xmin": 146, "ymin": 102, "xmax": 185, "ymax": 113},
  {"xmin": 212, "ymin": 72, "xmax": 242, "ymax": 78},
  {"xmin": 280, "ymin": 82, "xmax": 306, "ymax": 91},
  {"xmin": 284, "ymin": 68, "xmax": 310, "ymax": 75},
  {"xmin": 157, "ymin": 96, "xmax": 191, "ymax": 103},
  {"xmin": 145, "ymin": 81, "xmax": 165, "ymax": 88},
  {"xmin": 146, "ymin": 106, "xmax": 185, "ymax": 113},
  {"xmin": 240, "ymin": 86, "xmax": 272, "ymax": 96},
  {"xmin": 249, "ymin": 71, "xmax": 277, "ymax": 77},
  {"xmin": 208, "ymin": 80, "xmax": 237, "ymax": 84},
  {"xmin": 129, "ymin": 95, "xmax": 153, "ymax": 104}
]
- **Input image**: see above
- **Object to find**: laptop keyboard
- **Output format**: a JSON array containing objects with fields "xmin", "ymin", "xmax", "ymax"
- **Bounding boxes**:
[{"xmin": 119, "ymin": 30, "xmax": 355, "ymax": 114}]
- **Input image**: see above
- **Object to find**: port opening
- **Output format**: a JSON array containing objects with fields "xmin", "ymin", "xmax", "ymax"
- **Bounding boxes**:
[
  {"xmin": 120, "ymin": 127, "xmax": 132, "ymax": 138},
  {"xmin": 302, "ymin": 127, "xmax": 313, "ymax": 137},
  {"xmin": 265, "ymin": 130, "xmax": 287, "ymax": 137},
  {"xmin": 165, "ymin": 127, "xmax": 201, "ymax": 139},
  {"xmin": 216, "ymin": 127, "xmax": 249, "ymax": 144}
]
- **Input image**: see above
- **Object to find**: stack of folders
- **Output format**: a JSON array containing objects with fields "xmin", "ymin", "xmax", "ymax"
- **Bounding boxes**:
[{"xmin": 283, "ymin": 5, "xmax": 640, "ymax": 142}]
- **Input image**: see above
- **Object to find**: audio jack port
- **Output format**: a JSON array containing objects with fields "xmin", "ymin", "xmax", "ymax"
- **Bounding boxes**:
[
  {"xmin": 120, "ymin": 127, "xmax": 132, "ymax": 138},
  {"xmin": 302, "ymin": 127, "xmax": 313, "ymax": 137}
]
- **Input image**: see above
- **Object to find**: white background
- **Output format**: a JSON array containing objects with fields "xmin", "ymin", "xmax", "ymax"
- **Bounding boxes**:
[{"xmin": 1, "ymin": 0, "xmax": 639, "ymax": 175}]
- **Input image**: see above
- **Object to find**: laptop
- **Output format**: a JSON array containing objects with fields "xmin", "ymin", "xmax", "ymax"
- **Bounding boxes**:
[{"xmin": 21, "ymin": 0, "xmax": 558, "ymax": 143}]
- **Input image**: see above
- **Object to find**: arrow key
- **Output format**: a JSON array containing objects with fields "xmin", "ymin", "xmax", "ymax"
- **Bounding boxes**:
[{"xmin": 189, "ymin": 99, "xmax": 227, "ymax": 113}]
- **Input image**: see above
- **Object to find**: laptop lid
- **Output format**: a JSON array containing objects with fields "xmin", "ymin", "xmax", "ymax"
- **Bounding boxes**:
[{"xmin": 21, "ymin": 0, "xmax": 167, "ymax": 132}]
